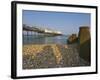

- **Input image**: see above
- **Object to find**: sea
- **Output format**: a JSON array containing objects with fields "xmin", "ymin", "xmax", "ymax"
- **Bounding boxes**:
[{"xmin": 23, "ymin": 35, "xmax": 69, "ymax": 45}]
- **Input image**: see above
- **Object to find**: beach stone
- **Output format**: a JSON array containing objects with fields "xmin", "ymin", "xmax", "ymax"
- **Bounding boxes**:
[
  {"xmin": 23, "ymin": 45, "xmax": 57, "ymax": 69},
  {"xmin": 23, "ymin": 44, "xmax": 89, "ymax": 69},
  {"xmin": 57, "ymin": 44, "xmax": 79, "ymax": 67}
]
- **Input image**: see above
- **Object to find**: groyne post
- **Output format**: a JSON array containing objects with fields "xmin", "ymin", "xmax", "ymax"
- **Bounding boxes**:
[{"xmin": 78, "ymin": 26, "xmax": 91, "ymax": 64}]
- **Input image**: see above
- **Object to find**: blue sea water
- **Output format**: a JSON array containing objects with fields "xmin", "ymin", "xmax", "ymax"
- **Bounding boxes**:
[{"xmin": 23, "ymin": 35, "xmax": 68, "ymax": 45}]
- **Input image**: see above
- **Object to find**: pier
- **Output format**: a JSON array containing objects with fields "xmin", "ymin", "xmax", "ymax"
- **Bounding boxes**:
[{"xmin": 23, "ymin": 24, "xmax": 62, "ymax": 36}]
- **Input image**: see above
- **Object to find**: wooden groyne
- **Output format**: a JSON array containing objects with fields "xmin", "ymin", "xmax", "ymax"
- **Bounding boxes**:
[
  {"xmin": 67, "ymin": 26, "xmax": 91, "ymax": 65},
  {"xmin": 78, "ymin": 26, "xmax": 91, "ymax": 64}
]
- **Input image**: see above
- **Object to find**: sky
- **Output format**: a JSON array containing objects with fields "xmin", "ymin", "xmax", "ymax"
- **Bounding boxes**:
[{"xmin": 22, "ymin": 10, "xmax": 90, "ymax": 35}]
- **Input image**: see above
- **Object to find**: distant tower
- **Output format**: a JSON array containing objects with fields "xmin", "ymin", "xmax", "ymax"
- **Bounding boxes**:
[{"xmin": 78, "ymin": 26, "xmax": 91, "ymax": 64}]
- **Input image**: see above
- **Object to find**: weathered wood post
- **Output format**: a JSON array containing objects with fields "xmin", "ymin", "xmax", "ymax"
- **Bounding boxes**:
[{"xmin": 78, "ymin": 26, "xmax": 91, "ymax": 65}]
